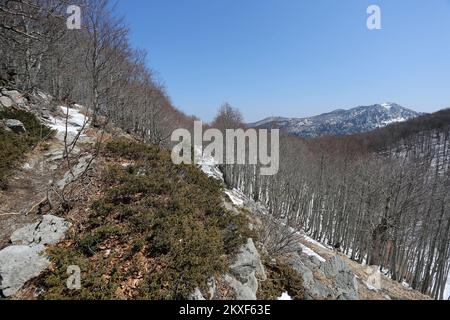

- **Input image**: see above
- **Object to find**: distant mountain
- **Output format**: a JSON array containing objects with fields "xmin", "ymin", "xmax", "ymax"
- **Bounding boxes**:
[{"xmin": 249, "ymin": 103, "xmax": 422, "ymax": 138}]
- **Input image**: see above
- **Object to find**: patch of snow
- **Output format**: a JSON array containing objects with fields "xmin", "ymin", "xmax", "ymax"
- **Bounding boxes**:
[
  {"xmin": 444, "ymin": 275, "xmax": 450, "ymax": 300},
  {"xmin": 300, "ymin": 244, "xmax": 326, "ymax": 262},
  {"xmin": 46, "ymin": 106, "xmax": 88, "ymax": 144},
  {"xmin": 401, "ymin": 281, "xmax": 412, "ymax": 290},
  {"xmin": 277, "ymin": 292, "xmax": 292, "ymax": 300},
  {"xmin": 381, "ymin": 103, "xmax": 392, "ymax": 110},
  {"xmin": 302, "ymin": 234, "xmax": 329, "ymax": 250},
  {"xmin": 22, "ymin": 163, "xmax": 32, "ymax": 171},
  {"xmin": 379, "ymin": 117, "xmax": 407, "ymax": 127},
  {"xmin": 225, "ymin": 189, "xmax": 246, "ymax": 207},
  {"xmin": 194, "ymin": 146, "xmax": 224, "ymax": 181}
]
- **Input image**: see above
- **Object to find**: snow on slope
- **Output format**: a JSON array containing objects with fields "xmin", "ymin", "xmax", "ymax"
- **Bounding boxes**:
[{"xmin": 47, "ymin": 105, "xmax": 89, "ymax": 144}]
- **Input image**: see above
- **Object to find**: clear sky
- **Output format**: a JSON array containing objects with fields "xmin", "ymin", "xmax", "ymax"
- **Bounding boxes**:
[{"xmin": 115, "ymin": 0, "xmax": 450, "ymax": 122}]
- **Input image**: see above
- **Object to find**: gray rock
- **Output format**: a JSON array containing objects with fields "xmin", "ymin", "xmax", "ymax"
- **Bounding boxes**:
[
  {"xmin": 230, "ymin": 238, "xmax": 266, "ymax": 282},
  {"xmin": 0, "ymin": 121, "xmax": 12, "ymax": 132},
  {"xmin": 4, "ymin": 119, "xmax": 26, "ymax": 134},
  {"xmin": 11, "ymin": 215, "xmax": 71, "ymax": 247},
  {"xmin": 288, "ymin": 252, "xmax": 359, "ymax": 300},
  {"xmin": 0, "ymin": 95, "xmax": 14, "ymax": 108},
  {"xmin": 189, "ymin": 288, "xmax": 206, "ymax": 300},
  {"xmin": 289, "ymin": 255, "xmax": 315, "ymax": 288},
  {"xmin": 56, "ymin": 155, "xmax": 92, "ymax": 189},
  {"xmin": 225, "ymin": 238, "xmax": 266, "ymax": 300},
  {"xmin": 223, "ymin": 274, "xmax": 257, "ymax": 300},
  {"xmin": 2, "ymin": 90, "xmax": 26, "ymax": 106},
  {"xmin": 0, "ymin": 215, "xmax": 71, "ymax": 297},
  {"xmin": 206, "ymin": 277, "xmax": 216, "ymax": 300},
  {"xmin": 320, "ymin": 255, "xmax": 349, "ymax": 278},
  {"xmin": 320, "ymin": 256, "xmax": 359, "ymax": 300},
  {"xmin": 309, "ymin": 280, "xmax": 334, "ymax": 299},
  {"xmin": 0, "ymin": 245, "xmax": 50, "ymax": 297},
  {"xmin": 310, "ymin": 256, "xmax": 323, "ymax": 267}
]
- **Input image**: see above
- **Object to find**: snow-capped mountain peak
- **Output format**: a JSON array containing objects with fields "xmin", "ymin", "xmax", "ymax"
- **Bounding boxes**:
[{"xmin": 249, "ymin": 103, "xmax": 421, "ymax": 138}]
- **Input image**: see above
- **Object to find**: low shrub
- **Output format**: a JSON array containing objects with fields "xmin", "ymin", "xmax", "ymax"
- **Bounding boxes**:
[
  {"xmin": 39, "ymin": 138, "xmax": 251, "ymax": 300},
  {"xmin": 257, "ymin": 261, "xmax": 305, "ymax": 300},
  {"xmin": 0, "ymin": 109, "xmax": 54, "ymax": 188}
]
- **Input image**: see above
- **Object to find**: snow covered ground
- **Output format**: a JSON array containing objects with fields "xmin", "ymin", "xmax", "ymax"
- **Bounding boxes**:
[
  {"xmin": 277, "ymin": 292, "xmax": 292, "ymax": 300},
  {"xmin": 444, "ymin": 276, "xmax": 450, "ymax": 300},
  {"xmin": 46, "ymin": 105, "xmax": 88, "ymax": 144},
  {"xmin": 224, "ymin": 189, "xmax": 246, "ymax": 207}
]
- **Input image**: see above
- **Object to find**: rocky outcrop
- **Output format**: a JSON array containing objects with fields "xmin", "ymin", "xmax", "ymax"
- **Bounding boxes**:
[
  {"xmin": 3, "ymin": 119, "xmax": 26, "ymax": 134},
  {"xmin": 1, "ymin": 89, "xmax": 27, "ymax": 108},
  {"xmin": 0, "ymin": 245, "xmax": 50, "ymax": 297},
  {"xmin": 10, "ymin": 215, "xmax": 71, "ymax": 247},
  {"xmin": 289, "ymin": 252, "xmax": 359, "ymax": 300},
  {"xmin": 0, "ymin": 215, "xmax": 71, "ymax": 297},
  {"xmin": 224, "ymin": 238, "xmax": 267, "ymax": 300}
]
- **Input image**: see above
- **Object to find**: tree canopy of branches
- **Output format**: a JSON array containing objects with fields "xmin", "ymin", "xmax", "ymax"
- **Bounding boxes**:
[{"xmin": 0, "ymin": 0, "xmax": 191, "ymax": 145}]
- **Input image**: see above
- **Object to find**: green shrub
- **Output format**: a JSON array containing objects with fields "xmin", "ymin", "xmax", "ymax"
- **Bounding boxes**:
[
  {"xmin": 39, "ymin": 138, "xmax": 251, "ymax": 300},
  {"xmin": 0, "ymin": 109, "xmax": 54, "ymax": 188},
  {"xmin": 257, "ymin": 262, "xmax": 305, "ymax": 300}
]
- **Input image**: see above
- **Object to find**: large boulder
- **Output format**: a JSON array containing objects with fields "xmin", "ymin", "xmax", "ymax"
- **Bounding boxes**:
[
  {"xmin": 0, "ymin": 215, "xmax": 71, "ymax": 297},
  {"xmin": 4, "ymin": 119, "xmax": 26, "ymax": 134},
  {"xmin": 319, "ymin": 256, "xmax": 359, "ymax": 300},
  {"xmin": 229, "ymin": 238, "xmax": 267, "ymax": 282},
  {"xmin": 289, "ymin": 252, "xmax": 359, "ymax": 300},
  {"xmin": 0, "ymin": 245, "xmax": 50, "ymax": 297},
  {"xmin": 224, "ymin": 238, "xmax": 267, "ymax": 300}
]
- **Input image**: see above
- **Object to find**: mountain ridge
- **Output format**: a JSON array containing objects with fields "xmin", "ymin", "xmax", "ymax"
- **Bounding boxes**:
[{"xmin": 249, "ymin": 103, "xmax": 422, "ymax": 138}]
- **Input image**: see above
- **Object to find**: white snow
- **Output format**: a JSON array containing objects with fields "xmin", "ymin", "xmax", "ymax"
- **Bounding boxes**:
[
  {"xmin": 381, "ymin": 103, "xmax": 393, "ymax": 110},
  {"xmin": 302, "ymin": 234, "xmax": 329, "ymax": 250},
  {"xmin": 194, "ymin": 146, "xmax": 224, "ymax": 181},
  {"xmin": 277, "ymin": 291, "xmax": 292, "ymax": 300},
  {"xmin": 380, "ymin": 117, "xmax": 407, "ymax": 126},
  {"xmin": 224, "ymin": 189, "xmax": 246, "ymax": 207},
  {"xmin": 444, "ymin": 275, "xmax": 450, "ymax": 300},
  {"xmin": 46, "ymin": 106, "xmax": 88, "ymax": 144},
  {"xmin": 300, "ymin": 244, "xmax": 326, "ymax": 262}
]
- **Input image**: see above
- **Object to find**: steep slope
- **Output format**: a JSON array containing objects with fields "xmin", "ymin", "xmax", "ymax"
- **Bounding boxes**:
[{"xmin": 249, "ymin": 103, "xmax": 420, "ymax": 138}]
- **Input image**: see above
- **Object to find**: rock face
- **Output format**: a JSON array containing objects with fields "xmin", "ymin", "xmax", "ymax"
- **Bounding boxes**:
[
  {"xmin": 0, "ymin": 215, "xmax": 71, "ymax": 297},
  {"xmin": 4, "ymin": 119, "xmax": 26, "ymax": 134},
  {"xmin": 224, "ymin": 238, "xmax": 267, "ymax": 300},
  {"xmin": 289, "ymin": 253, "xmax": 359, "ymax": 300}
]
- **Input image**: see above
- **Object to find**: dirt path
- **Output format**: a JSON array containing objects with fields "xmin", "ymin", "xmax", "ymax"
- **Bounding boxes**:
[{"xmin": 0, "ymin": 105, "xmax": 89, "ymax": 250}]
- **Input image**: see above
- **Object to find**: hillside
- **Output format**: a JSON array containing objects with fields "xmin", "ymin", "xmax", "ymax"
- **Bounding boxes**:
[{"xmin": 0, "ymin": 87, "xmax": 433, "ymax": 300}]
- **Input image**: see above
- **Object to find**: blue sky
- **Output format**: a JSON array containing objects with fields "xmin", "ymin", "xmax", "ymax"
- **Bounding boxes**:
[{"xmin": 116, "ymin": 0, "xmax": 450, "ymax": 122}]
